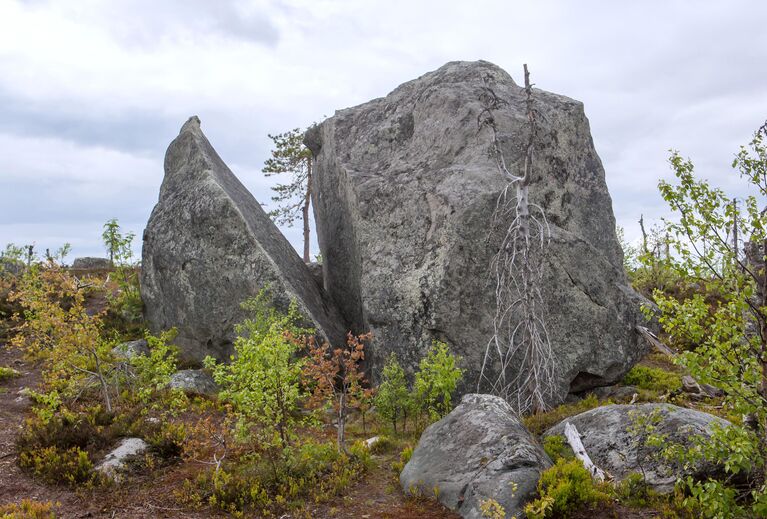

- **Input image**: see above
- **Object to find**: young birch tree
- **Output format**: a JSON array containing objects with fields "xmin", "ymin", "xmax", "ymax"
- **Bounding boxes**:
[{"xmin": 477, "ymin": 65, "xmax": 556, "ymax": 415}]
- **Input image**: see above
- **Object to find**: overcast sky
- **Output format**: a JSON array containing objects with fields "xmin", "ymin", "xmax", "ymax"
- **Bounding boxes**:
[{"xmin": 1, "ymin": 0, "xmax": 766, "ymax": 260}]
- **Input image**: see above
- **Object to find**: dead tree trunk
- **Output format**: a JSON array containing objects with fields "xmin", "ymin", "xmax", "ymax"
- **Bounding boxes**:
[
  {"xmin": 477, "ymin": 65, "xmax": 556, "ymax": 414},
  {"xmin": 302, "ymin": 157, "xmax": 313, "ymax": 263}
]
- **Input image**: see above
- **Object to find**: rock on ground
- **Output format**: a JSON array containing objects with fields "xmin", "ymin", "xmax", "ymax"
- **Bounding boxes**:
[
  {"xmin": 168, "ymin": 369, "xmax": 219, "ymax": 396},
  {"xmin": 71, "ymin": 257, "xmax": 112, "ymax": 269},
  {"xmin": 141, "ymin": 116, "xmax": 347, "ymax": 364},
  {"xmin": 307, "ymin": 60, "xmax": 647, "ymax": 402},
  {"xmin": 96, "ymin": 438, "xmax": 149, "ymax": 480},
  {"xmin": 543, "ymin": 403, "xmax": 732, "ymax": 492},
  {"xmin": 401, "ymin": 394, "xmax": 551, "ymax": 518},
  {"xmin": 112, "ymin": 339, "xmax": 149, "ymax": 360}
]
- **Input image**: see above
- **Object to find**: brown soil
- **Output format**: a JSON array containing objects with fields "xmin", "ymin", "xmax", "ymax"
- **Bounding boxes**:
[{"xmin": 0, "ymin": 340, "xmax": 459, "ymax": 518}]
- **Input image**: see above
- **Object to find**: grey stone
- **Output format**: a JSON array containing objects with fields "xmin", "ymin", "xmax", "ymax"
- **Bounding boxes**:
[
  {"xmin": 71, "ymin": 257, "xmax": 112, "ymax": 269},
  {"xmin": 306, "ymin": 261, "xmax": 324, "ymax": 289},
  {"xmin": 307, "ymin": 60, "xmax": 648, "ymax": 403},
  {"xmin": 96, "ymin": 438, "xmax": 149, "ymax": 480},
  {"xmin": 112, "ymin": 339, "xmax": 149, "ymax": 359},
  {"xmin": 168, "ymin": 369, "xmax": 219, "ymax": 396},
  {"xmin": 584, "ymin": 385, "xmax": 639, "ymax": 402},
  {"xmin": 543, "ymin": 403, "xmax": 731, "ymax": 492},
  {"xmin": 141, "ymin": 116, "xmax": 347, "ymax": 364},
  {"xmin": 401, "ymin": 393, "xmax": 551, "ymax": 518}
]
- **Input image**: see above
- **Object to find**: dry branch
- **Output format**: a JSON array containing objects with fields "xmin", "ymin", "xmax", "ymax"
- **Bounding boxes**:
[{"xmin": 564, "ymin": 422, "xmax": 606, "ymax": 482}]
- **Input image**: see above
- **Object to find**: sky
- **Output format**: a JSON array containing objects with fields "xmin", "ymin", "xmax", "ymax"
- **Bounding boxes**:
[{"xmin": 1, "ymin": 0, "xmax": 766, "ymax": 260}]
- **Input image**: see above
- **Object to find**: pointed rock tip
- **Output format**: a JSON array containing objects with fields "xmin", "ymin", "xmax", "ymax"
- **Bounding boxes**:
[{"xmin": 179, "ymin": 116, "xmax": 202, "ymax": 135}]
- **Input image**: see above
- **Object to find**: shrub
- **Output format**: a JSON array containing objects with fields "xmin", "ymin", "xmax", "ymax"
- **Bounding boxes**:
[
  {"xmin": 0, "ymin": 499, "xmax": 57, "ymax": 519},
  {"xmin": 146, "ymin": 421, "xmax": 186, "ymax": 459},
  {"xmin": 19, "ymin": 445, "xmax": 95, "ymax": 487},
  {"xmin": 0, "ymin": 366, "xmax": 20, "ymax": 382},
  {"xmin": 375, "ymin": 353, "xmax": 411, "ymax": 434},
  {"xmin": 206, "ymin": 290, "xmax": 310, "ymax": 466},
  {"xmin": 542, "ymin": 434, "xmax": 574, "ymax": 462},
  {"xmin": 525, "ymin": 458, "xmax": 611, "ymax": 519},
  {"xmin": 181, "ymin": 439, "xmax": 368, "ymax": 516},
  {"xmin": 412, "ymin": 341, "xmax": 463, "ymax": 422},
  {"xmin": 302, "ymin": 332, "xmax": 371, "ymax": 453},
  {"xmin": 621, "ymin": 365, "xmax": 681, "ymax": 393}
]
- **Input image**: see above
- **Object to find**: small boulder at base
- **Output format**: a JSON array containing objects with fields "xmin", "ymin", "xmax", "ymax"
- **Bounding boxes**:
[
  {"xmin": 141, "ymin": 116, "xmax": 347, "ymax": 364},
  {"xmin": 96, "ymin": 438, "xmax": 149, "ymax": 481},
  {"xmin": 543, "ymin": 403, "xmax": 732, "ymax": 492},
  {"xmin": 169, "ymin": 369, "xmax": 218, "ymax": 396},
  {"xmin": 401, "ymin": 393, "xmax": 551, "ymax": 518},
  {"xmin": 112, "ymin": 339, "xmax": 149, "ymax": 360},
  {"xmin": 72, "ymin": 257, "xmax": 112, "ymax": 270}
]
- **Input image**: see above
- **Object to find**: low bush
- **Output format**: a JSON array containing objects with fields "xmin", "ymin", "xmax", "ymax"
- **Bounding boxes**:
[
  {"xmin": 0, "ymin": 499, "xmax": 57, "ymax": 519},
  {"xmin": 0, "ymin": 366, "xmax": 20, "ymax": 382},
  {"xmin": 542, "ymin": 434, "xmax": 574, "ymax": 462},
  {"xmin": 525, "ymin": 458, "xmax": 611, "ymax": 519},
  {"xmin": 179, "ymin": 439, "xmax": 369, "ymax": 516},
  {"xmin": 19, "ymin": 445, "xmax": 96, "ymax": 487},
  {"xmin": 621, "ymin": 365, "xmax": 682, "ymax": 393}
]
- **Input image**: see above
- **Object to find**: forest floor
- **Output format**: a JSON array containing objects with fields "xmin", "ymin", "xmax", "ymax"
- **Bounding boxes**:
[{"xmin": 0, "ymin": 340, "xmax": 461, "ymax": 518}]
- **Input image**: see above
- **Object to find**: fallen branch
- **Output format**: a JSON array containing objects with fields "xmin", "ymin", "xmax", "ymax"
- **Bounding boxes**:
[
  {"xmin": 564, "ymin": 422, "xmax": 605, "ymax": 482},
  {"xmin": 636, "ymin": 325, "xmax": 676, "ymax": 356}
]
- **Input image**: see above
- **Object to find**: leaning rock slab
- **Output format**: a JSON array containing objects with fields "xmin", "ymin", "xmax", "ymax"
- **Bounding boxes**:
[
  {"xmin": 401, "ymin": 394, "xmax": 551, "ymax": 518},
  {"xmin": 112, "ymin": 339, "xmax": 149, "ymax": 360},
  {"xmin": 96, "ymin": 438, "xmax": 149, "ymax": 481},
  {"xmin": 543, "ymin": 403, "xmax": 731, "ymax": 492},
  {"xmin": 308, "ymin": 60, "xmax": 647, "ymax": 402},
  {"xmin": 141, "ymin": 117, "xmax": 347, "ymax": 364}
]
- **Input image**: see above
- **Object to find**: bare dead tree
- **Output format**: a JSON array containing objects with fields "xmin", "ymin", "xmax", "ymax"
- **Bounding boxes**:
[{"xmin": 477, "ymin": 65, "xmax": 556, "ymax": 414}]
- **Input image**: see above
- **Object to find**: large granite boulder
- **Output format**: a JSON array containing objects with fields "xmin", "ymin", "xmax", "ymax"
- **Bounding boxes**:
[
  {"xmin": 307, "ymin": 60, "xmax": 647, "ymax": 402},
  {"xmin": 141, "ymin": 117, "xmax": 347, "ymax": 364},
  {"xmin": 543, "ymin": 403, "xmax": 732, "ymax": 492},
  {"xmin": 401, "ymin": 393, "xmax": 551, "ymax": 518}
]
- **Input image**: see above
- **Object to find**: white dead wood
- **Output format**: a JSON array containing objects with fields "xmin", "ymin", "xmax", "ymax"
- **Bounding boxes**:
[
  {"xmin": 636, "ymin": 325, "xmax": 676, "ymax": 356},
  {"xmin": 477, "ymin": 64, "xmax": 556, "ymax": 414},
  {"xmin": 564, "ymin": 422, "xmax": 605, "ymax": 482}
]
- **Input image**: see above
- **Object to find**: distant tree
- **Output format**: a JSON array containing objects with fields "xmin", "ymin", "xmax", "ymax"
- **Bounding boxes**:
[
  {"xmin": 262, "ymin": 128, "xmax": 314, "ymax": 263},
  {"xmin": 101, "ymin": 218, "xmax": 134, "ymax": 266}
]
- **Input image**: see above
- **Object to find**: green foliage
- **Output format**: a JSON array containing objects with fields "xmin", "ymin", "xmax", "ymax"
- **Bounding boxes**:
[
  {"xmin": 19, "ymin": 445, "xmax": 95, "ymax": 487},
  {"xmin": 412, "ymin": 341, "xmax": 463, "ymax": 421},
  {"xmin": 146, "ymin": 421, "xmax": 186, "ymax": 459},
  {"xmin": 542, "ymin": 434, "xmax": 574, "ymax": 462},
  {"xmin": 180, "ymin": 439, "xmax": 368, "ymax": 516},
  {"xmin": 0, "ymin": 499, "xmax": 57, "ymax": 519},
  {"xmin": 523, "ymin": 394, "xmax": 603, "ymax": 436},
  {"xmin": 129, "ymin": 329, "xmax": 183, "ymax": 407},
  {"xmin": 479, "ymin": 497, "xmax": 506, "ymax": 519},
  {"xmin": 375, "ymin": 353, "xmax": 411, "ymax": 434},
  {"xmin": 262, "ymin": 128, "xmax": 313, "ymax": 227},
  {"xmin": 206, "ymin": 290, "xmax": 310, "ymax": 451},
  {"xmin": 621, "ymin": 365, "xmax": 682, "ymax": 393},
  {"xmin": 390, "ymin": 444, "xmax": 414, "ymax": 474},
  {"xmin": 643, "ymin": 123, "xmax": 767, "ymax": 516},
  {"xmin": 525, "ymin": 458, "xmax": 611, "ymax": 519},
  {"xmin": 101, "ymin": 218, "xmax": 135, "ymax": 266},
  {"xmin": 0, "ymin": 366, "xmax": 20, "ymax": 382}
]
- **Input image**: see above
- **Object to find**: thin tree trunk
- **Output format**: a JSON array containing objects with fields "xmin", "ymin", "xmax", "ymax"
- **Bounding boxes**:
[
  {"xmin": 337, "ymin": 391, "xmax": 346, "ymax": 454},
  {"xmin": 302, "ymin": 158, "xmax": 313, "ymax": 263}
]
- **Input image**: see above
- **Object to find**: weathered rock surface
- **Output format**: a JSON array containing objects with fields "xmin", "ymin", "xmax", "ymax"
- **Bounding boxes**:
[
  {"xmin": 543, "ymin": 403, "xmax": 731, "ymax": 492},
  {"xmin": 112, "ymin": 339, "xmax": 149, "ymax": 360},
  {"xmin": 307, "ymin": 60, "xmax": 647, "ymax": 402},
  {"xmin": 168, "ymin": 369, "xmax": 219, "ymax": 396},
  {"xmin": 72, "ymin": 257, "xmax": 112, "ymax": 269},
  {"xmin": 141, "ymin": 117, "xmax": 347, "ymax": 364},
  {"xmin": 96, "ymin": 438, "xmax": 149, "ymax": 480},
  {"xmin": 401, "ymin": 394, "xmax": 551, "ymax": 518}
]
